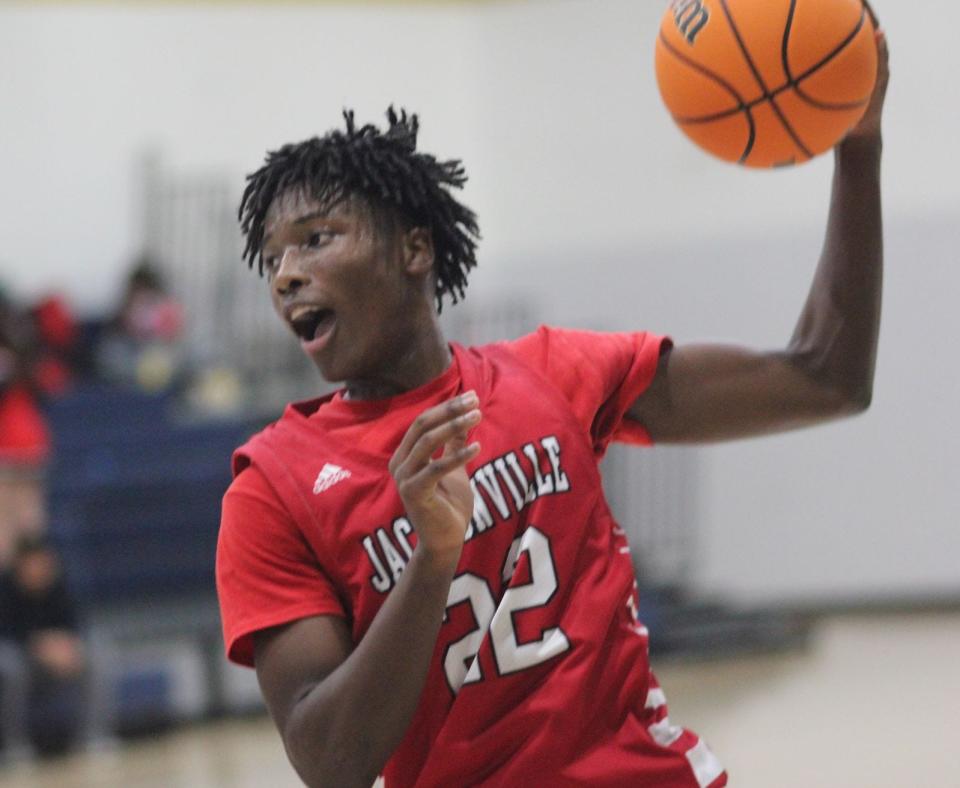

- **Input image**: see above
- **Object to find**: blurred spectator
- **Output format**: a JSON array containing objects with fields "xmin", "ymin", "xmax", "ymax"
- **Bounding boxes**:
[
  {"xmin": 114, "ymin": 262, "xmax": 183, "ymax": 343},
  {"xmin": 0, "ymin": 536, "xmax": 86, "ymax": 756},
  {"xmin": 30, "ymin": 295, "xmax": 79, "ymax": 396},
  {"xmin": 96, "ymin": 258, "xmax": 185, "ymax": 392},
  {"xmin": 0, "ymin": 288, "xmax": 50, "ymax": 568}
]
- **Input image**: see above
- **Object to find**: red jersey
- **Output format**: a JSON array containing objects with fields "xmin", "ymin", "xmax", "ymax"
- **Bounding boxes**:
[{"xmin": 216, "ymin": 326, "xmax": 726, "ymax": 788}]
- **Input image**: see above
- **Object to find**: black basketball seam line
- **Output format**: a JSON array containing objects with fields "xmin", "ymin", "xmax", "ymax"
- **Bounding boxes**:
[
  {"xmin": 739, "ymin": 109, "xmax": 757, "ymax": 163},
  {"xmin": 789, "ymin": 7, "xmax": 869, "ymax": 105},
  {"xmin": 659, "ymin": 31, "xmax": 757, "ymax": 146},
  {"xmin": 662, "ymin": 8, "xmax": 868, "ymax": 155},
  {"xmin": 675, "ymin": 76, "xmax": 869, "ymax": 122},
  {"xmin": 718, "ymin": 0, "xmax": 814, "ymax": 160},
  {"xmin": 675, "ymin": 87, "xmax": 867, "ymax": 124},
  {"xmin": 782, "ymin": 0, "xmax": 799, "ymax": 83},
  {"xmin": 790, "ymin": 7, "xmax": 868, "ymax": 84},
  {"xmin": 778, "ymin": 0, "xmax": 806, "ymax": 167},
  {"xmin": 679, "ymin": 75, "xmax": 871, "ymax": 122},
  {"xmin": 659, "ymin": 31, "xmax": 748, "ymax": 108},
  {"xmin": 793, "ymin": 85, "xmax": 869, "ymax": 111},
  {"xmin": 659, "ymin": 31, "xmax": 757, "ymax": 161},
  {"xmin": 769, "ymin": 5, "xmax": 872, "ymax": 153},
  {"xmin": 674, "ymin": 107, "xmax": 744, "ymax": 124}
]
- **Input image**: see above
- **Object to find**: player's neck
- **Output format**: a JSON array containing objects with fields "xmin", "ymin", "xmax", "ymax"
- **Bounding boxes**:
[{"xmin": 343, "ymin": 318, "xmax": 451, "ymax": 402}]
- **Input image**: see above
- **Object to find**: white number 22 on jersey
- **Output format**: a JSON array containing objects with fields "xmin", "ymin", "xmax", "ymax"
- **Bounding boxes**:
[{"xmin": 442, "ymin": 527, "xmax": 570, "ymax": 693}]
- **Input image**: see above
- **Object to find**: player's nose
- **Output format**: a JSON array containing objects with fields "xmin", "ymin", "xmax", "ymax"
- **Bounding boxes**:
[{"xmin": 272, "ymin": 249, "xmax": 312, "ymax": 298}]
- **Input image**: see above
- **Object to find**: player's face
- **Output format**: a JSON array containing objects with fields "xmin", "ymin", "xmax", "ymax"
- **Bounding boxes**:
[{"xmin": 261, "ymin": 190, "xmax": 427, "ymax": 385}]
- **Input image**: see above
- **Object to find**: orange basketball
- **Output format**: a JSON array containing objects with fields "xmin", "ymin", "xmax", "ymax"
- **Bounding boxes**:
[{"xmin": 655, "ymin": 0, "xmax": 878, "ymax": 167}]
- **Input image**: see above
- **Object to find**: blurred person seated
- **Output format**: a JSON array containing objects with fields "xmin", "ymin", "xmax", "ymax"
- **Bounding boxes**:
[
  {"xmin": 0, "ymin": 289, "xmax": 50, "ymax": 569},
  {"xmin": 0, "ymin": 536, "xmax": 86, "ymax": 757},
  {"xmin": 96, "ymin": 258, "xmax": 185, "ymax": 392},
  {"xmin": 29, "ymin": 294, "xmax": 79, "ymax": 396}
]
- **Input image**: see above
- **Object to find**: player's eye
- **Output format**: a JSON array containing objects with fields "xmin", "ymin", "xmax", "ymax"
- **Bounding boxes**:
[
  {"xmin": 262, "ymin": 255, "xmax": 279, "ymax": 277},
  {"xmin": 306, "ymin": 230, "xmax": 332, "ymax": 248}
]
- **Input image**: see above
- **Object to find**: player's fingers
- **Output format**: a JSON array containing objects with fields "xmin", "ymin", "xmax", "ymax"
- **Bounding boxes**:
[
  {"xmin": 389, "ymin": 391, "xmax": 478, "ymax": 473},
  {"xmin": 869, "ymin": 31, "xmax": 890, "ymax": 102},
  {"xmin": 876, "ymin": 30, "xmax": 889, "ymax": 78},
  {"xmin": 442, "ymin": 431, "xmax": 468, "ymax": 458},
  {"xmin": 400, "ymin": 442, "xmax": 481, "ymax": 495},
  {"xmin": 863, "ymin": 0, "xmax": 889, "ymax": 78},
  {"xmin": 396, "ymin": 408, "xmax": 481, "ymax": 479}
]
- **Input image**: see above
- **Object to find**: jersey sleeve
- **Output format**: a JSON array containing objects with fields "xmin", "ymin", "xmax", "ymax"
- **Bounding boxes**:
[
  {"xmin": 216, "ymin": 463, "xmax": 346, "ymax": 668},
  {"xmin": 504, "ymin": 326, "xmax": 671, "ymax": 454}
]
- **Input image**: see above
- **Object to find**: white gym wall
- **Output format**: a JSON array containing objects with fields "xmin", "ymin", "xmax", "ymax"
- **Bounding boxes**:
[{"xmin": 0, "ymin": 0, "xmax": 956, "ymax": 604}]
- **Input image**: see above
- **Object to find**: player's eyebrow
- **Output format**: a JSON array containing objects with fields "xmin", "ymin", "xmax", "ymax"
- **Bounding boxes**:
[
  {"xmin": 262, "ymin": 210, "xmax": 333, "ymax": 246},
  {"xmin": 293, "ymin": 210, "xmax": 331, "ymax": 226}
]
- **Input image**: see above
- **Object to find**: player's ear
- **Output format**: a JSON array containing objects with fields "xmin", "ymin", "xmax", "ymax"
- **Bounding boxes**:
[{"xmin": 402, "ymin": 227, "xmax": 435, "ymax": 278}]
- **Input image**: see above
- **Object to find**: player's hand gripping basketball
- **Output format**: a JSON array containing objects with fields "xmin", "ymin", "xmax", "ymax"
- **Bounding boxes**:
[
  {"xmin": 389, "ymin": 391, "xmax": 481, "ymax": 562},
  {"xmin": 844, "ymin": 5, "xmax": 889, "ymax": 143}
]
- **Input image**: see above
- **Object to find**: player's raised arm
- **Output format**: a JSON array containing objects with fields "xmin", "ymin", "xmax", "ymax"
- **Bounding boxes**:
[
  {"xmin": 630, "ymin": 30, "xmax": 890, "ymax": 445},
  {"xmin": 252, "ymin": 394, "xmax": 480, "ymax": 788}
]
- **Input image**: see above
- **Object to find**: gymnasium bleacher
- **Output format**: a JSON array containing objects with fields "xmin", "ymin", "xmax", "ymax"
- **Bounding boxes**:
[{"xmin": 43, "ymin": 383, "xmax": 264, "ymax": 739}]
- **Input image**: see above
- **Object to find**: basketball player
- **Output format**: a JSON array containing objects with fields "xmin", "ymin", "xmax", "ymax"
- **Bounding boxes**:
[{"xmin": 216, "ymin": 31, "xmax": 889, "ymax": 788}]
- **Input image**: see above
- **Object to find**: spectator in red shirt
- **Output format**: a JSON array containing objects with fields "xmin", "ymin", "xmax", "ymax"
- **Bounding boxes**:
[{"xmin": 0, "ymin": 290, "xmax": 50, "ymax": 568}]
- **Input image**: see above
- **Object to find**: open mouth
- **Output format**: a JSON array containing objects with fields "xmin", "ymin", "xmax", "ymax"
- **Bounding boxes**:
[{"xmin": 289, "ymin": 306, "xmax": 336, "ymax": 344}]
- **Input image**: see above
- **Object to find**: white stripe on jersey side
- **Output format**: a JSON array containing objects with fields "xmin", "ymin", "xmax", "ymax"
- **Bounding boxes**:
[
  {"xmin": 648, "ymin": 717, "xmax": 684, "ymax": 747},
  {"xmin": 644, "ymin": 683, "xmax": 725, "ymax": 787},
  {"xmin": 645, "ymin": 686, "xmax": 667, "ymax": 710},
  {"xmin": 685, "ymin": 738, "xmax": 725, "ymax": 788}
]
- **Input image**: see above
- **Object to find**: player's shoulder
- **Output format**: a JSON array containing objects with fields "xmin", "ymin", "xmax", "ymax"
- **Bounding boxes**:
[
  {"xmin": 456, "ymin": 324, "xmax": 607, "ymax": 379},
  {"xmin": 453, "ymin": 326, "xmax": 583, "ymax": 403},
  {"xmin": 231, "ymin": 394, "xmax": 335, "ymax": 477},
  {"xmin": 457, "ymin": 326, "xmax": 555, "ymax": 376},
  {"xmin": 470, "ymin": 324, "xmax": 559, "ymax": 357},
  {"xmin": 485, "ymin": 324, "xmax": 604, "ymax": 367},
  {"xmin": 224, "ymin": 459, "xmax": 274, "ymax": 505}
]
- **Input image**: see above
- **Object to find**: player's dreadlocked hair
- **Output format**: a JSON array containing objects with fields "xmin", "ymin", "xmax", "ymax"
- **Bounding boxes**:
[{"xmin": 238, "ymin": 107, "xmax": 479, "ymax": 311}]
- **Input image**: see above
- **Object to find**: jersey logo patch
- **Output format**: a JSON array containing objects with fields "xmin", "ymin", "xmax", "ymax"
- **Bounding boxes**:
[{"xmin": 313, "ymin": 463, "xmax": 351, "ymax": 494}]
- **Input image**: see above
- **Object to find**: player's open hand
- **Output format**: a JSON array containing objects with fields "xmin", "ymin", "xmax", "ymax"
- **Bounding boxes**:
[
  {"xmin": 389, "ymin": 391, "xmax": 481, "ymax": 564},
  {"xmin": 844, "ymin": 8, "xmax": 889, "ymax": 143}
]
